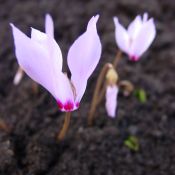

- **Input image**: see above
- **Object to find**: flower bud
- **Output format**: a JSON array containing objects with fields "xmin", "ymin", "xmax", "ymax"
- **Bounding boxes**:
[{"xmin": 106, "ymin": 68, "xmax": 119, "ymax": 86}]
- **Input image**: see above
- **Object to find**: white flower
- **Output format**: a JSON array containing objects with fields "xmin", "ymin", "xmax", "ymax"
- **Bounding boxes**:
[
  {"xmin": 11, "ymin": 14, "xmax": 102, "ymax": 111},
  {"xmin": 113, "ymin": 13, "xmax": 156, "ymax": 61}
]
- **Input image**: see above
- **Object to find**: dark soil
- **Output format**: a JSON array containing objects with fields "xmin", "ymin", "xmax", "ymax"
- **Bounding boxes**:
[{"xmin": 0, "ymin": 0, "xmax": 175, "ymax": 174}]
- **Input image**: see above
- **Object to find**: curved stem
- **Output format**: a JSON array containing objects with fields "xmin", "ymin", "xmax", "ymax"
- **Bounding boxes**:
[
  {"xmin": 88, "ymin": 63, "xmax": 112, "ymax": 126},
  {"xmin": 119, "ymin": 80, "xmax": 134, "ymax": 96},
  {"xmin": 113, "ymin": 50, "xmax": 122, "ymax": 68},
  {"xmin": 97, "ymin": 50, "xmax": 122, "ymax": 105},
  {"xmin": 96, "ymin": 51, "xmax": 122, "ymax": 106},
  {"xmin": 88, "ymin": 50, "xmax": 122, "ymax": 126},
  {"xmin": 57, "ymin": 112, "xmax": 71, "ymax": 141},
  {"xmin": 96, "ymin": 82, "xmax": 106, "ymax": 106}
]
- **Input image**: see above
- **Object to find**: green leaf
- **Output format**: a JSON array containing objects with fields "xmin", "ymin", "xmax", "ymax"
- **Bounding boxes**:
[
  {"xmin": 134, "ymin": 88, "xmax": 147, "ymax": 103},
  {"xmin": 124, "ymin": 136, "xmax": 139, "ymax": 151}
]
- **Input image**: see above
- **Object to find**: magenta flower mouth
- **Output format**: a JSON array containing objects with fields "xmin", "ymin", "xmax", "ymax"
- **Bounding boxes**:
[
  {"xmin": 57, "ymin": 100, "xmax": 79, "ymax": 111},
  {"xmin": 57, "ymin": 100, "xmax": 64, "ymax": 110},
  {"xmin": 129, "ymin": 55, "xmax": 139, "ymax": 62},
  {"xmin": 64, "ymin": 101, "xmax": 74, "ymax": 111}
]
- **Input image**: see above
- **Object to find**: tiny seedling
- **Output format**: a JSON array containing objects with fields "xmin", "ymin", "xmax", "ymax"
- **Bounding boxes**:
[
  {"xmin": 134, "ymin": 88, "xmax": 147, "ymax": 103},
  {"xmin": 124, "ymin": 135, "xmax": 139, "ymax": 151}
]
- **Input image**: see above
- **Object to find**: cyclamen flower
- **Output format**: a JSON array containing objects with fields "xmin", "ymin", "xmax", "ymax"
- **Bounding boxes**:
[
  {"xmin": 105, "ymin": 85, "xmax": 119, "ymax": 118},
  {"xmin": 11, "ymin": 14, "xmax": 102, "ymax": 112},
  {"xmin": 113, "ymin": 13, "xmax": 156, "ymax": 61}
]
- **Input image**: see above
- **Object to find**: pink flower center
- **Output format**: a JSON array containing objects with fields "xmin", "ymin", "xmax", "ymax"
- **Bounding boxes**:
[
  {"xmin": 57, "ymin": 100, "xmax": 63, "ymax": 110},
  {"xmin": 130, "ymin": 55, "xmax": 139, "ymax": 62},
  {"xmin": 64, "ymin": 101, "xmax": 74, "ymax": 111},
  {"xmin": 57, "ymin": 100, "xmax": 80, "ymax": 111},
  {"xmin": 57, "ymin": 100, "xmax": 74, "ymax": 111}
]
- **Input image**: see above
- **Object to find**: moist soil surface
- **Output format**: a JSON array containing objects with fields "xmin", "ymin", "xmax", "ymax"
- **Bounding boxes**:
[{"xmin": 0, "ymin": 0, "xmax": 175, "ymax": 175}]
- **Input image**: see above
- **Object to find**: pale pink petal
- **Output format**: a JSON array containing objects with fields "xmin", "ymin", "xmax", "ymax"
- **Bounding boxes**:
[
  {"xmin": 31, "ymin": 28, "xmax": 48, "ymax": 49},
  {"xmin": 45, "ymin": 14, "xmax": 54, "ymax": 37},
  {"xmin": 113, "ymin": 17, "xmax": 129, "ymax": 54},
  {"xmin": 105, "ymin": 85, "xmax": 119, "ymax": 118},
  {"xmin": 130, "ymin": 18, "xmax": 156, "ymax": 58},
  {"xmin": 10, "ymin": 24, "xmax": 61, "ymax": 99},
  {"xmin": 143, "ymin": 13, "xmax": 148, "ymax": 22},
  {"xmin": 31, "ymin": 28, "xmax": 63, "ymax": 71},
  {"xmin": 11, "ymin": 24, "xmax": 75, "ymax": 111},
  {"xmin": 67, "ymin": 15, "xmax": 102, "ymax": 102},
  {"xmin": 55, "ymin": 72, "xmax": 75, "ymax": 112},
  {"xmin": 127, "ymin": 15, "xmax": 142, "ymax": 40}
]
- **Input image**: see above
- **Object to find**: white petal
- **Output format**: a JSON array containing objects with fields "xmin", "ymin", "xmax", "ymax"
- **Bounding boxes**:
[
  {"xmin": 31, "ymin": 28, "xmax": 63, "ymax": 71},
  {"xmin": 143, "ymin": 12, "xmax": 148, "ymax": 22},
  {"xmin": 67, "ymin": 15, "xmax": 102, "ymax": 102},
  {"xmin": 127, "ymin": 15, "xmax": 142, "ymax": 40},
  {"xmin": 45, "ymin": 14, "xmax": 54, "ymax": 37},
  {"xmin": 31, "ymin": 28, "xmax": 48, "ymax": 49},
  {"xmin": 55, "ymin": 72, "xmax": 75, "ymax": 111},
  {"xmin": 105, "ymin": 85, "xmax": 119, "ymax": 118},
  {"xmin": 113, "ymin": 17, "xmax": 129, "ymax": 54},
  {"xmin": 10, "ymin": 24, "xmax": 64, "ymax": 100},
  {"xmin": 130, "ymin": 18, "xmax": 156, "ymax": 58}
]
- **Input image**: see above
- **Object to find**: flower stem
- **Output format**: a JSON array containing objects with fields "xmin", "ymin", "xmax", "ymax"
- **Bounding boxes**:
[
  {"xmin": 113, "ymin": 50, "xmax": 122, "ymax": 68},
  {"xmin": 13, "ymin": 67, "xmax": 24, "ymax": 85},
  {"xmin": 32, "ymin": 82, "xmax": 38, "ymax": 95},
  {"xmin": 57, "ymin": 112, "xmax": 71, "ymax": 141},
  {"xmin": 88, "ymin": 63, "xmax": 112, "ymax": 126},
  {"xmin": 96, "ymin": 51, "xmax": 122, "ymax": 106},
  {"xmin": 88, "ymin": 50, "xmax": 122, "ymax": 125},
  {"xmin": 96, "ymin": 82, "xmax": 107, "ymax": 105}
]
